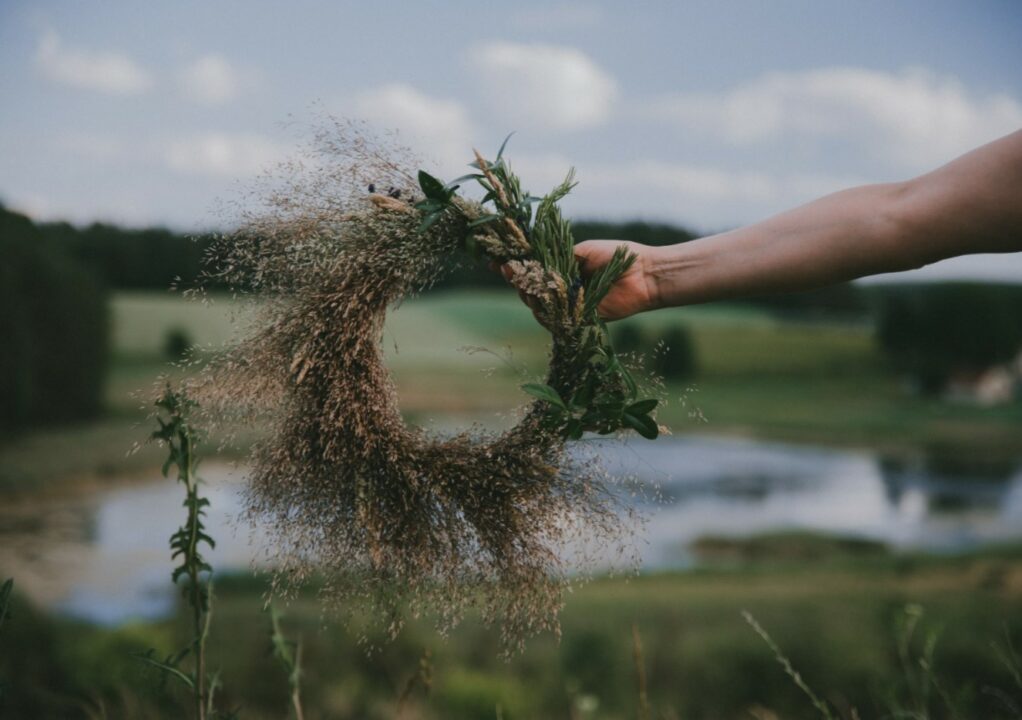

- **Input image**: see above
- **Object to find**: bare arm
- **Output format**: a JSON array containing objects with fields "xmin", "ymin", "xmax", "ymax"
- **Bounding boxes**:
[{"xmin": 578, "ymin": 129, "xmax": 1022, "ymax": 319}]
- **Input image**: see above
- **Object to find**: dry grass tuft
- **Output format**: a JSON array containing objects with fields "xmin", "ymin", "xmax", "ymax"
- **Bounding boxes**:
[{"xmin": 190, "ymin": 120, "xmax": 641, "ymax": 654}]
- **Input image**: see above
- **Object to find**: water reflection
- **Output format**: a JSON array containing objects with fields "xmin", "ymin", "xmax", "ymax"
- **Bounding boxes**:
[
  {"xmin": 589, "ymin": 436, "xmax": 1022, "ymax": 566},
  {"xmin": 0, "ymin": 436, "xmax": 1019, "ymax": 624}
]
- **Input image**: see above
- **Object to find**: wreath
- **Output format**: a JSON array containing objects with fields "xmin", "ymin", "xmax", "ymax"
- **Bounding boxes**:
[{"xmin": 199, "ymin": 128, "xmax": 661, "ymax": 652}]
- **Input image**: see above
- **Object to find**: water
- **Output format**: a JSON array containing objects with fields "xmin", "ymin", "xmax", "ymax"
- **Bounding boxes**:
[{"xmin": 1, "ymin": 435, "xmax": 1020, "ymax": 624}]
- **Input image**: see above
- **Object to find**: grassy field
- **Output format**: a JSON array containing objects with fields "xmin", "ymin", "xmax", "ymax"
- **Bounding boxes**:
[
  {"xmin": 2, "ymin": 288, "xmax": 1020, "ymax": 495},
  {"xmin": 3, "ymin": 291, "xmax": 1022, "ymax": 718},
  {"xmin": 3, "ymin": 541, "xmax": 1021, "ymax": 719}
]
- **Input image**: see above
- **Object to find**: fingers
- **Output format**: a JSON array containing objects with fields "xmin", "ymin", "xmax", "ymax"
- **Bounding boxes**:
[{"xmin": 490, "ymin": 260, "xmax": 559, "ymax": 330}]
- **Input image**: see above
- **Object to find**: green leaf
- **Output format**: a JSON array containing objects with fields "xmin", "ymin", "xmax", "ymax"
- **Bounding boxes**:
[
  {"xmin": 623, "ymin": 411, "xmax": 659, "ymax": 440},
  {"xmin": 496, "ymin": 131, "xmax": 515, "ymax": 161},
  {"xmin": 626, "ymin": 398, "xmax": 659, "ymax": 416},
  {"xmin": 413, "ymin": 199, "xmax": 443, "ymax": 213},
  {"xmin": 521, "ymin": 382, "xmax": 567, "ymax": 409},
  {"xmin": 417, "ymin": 170, "xmax": 449, "ymax": 201},
  {"xmin": 133, "ymin": 651, "xmax": 196, "ymax": 688},
  {"xmin": 417, "ymin": 211, "xmax": 443, "ymax": 233},
  {"xmin": 467, "ymin": 213, "xmax": 501, "ymax": 228},
  {"xmin": 445, "ymin": 173, "xmax": 483, "ymax": 189},
  {"xmin": 565, "ymin": 418, "xmax": 584, "ymax": 440}
]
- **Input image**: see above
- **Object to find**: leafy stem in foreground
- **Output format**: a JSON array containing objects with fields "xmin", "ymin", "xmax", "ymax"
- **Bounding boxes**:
[{"xmin": 138, "ymin": 386, "xmax": 230, "ymax": 720}]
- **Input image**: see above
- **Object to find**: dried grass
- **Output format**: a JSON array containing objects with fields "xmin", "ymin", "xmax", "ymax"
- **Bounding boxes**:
[{"xmin": 190, "ymin": 120, "xmax": 639, "ymax": 654}]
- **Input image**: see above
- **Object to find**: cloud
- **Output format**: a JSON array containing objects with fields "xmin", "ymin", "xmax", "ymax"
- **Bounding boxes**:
[
  {"xmin": 469, "ymin": 41, "xmax": 616, "ymax": 130},
  {"xmin": 36, "ymin": 30, "xmax": 152, "ymax": 95},
  {"xmin": 647, "ymin": 67, "xmax": 1022, "ymax": 172},
  {"xmin": 165, "ymin": 133, "xmax": 286, "ymax": 177},
  {"xmin": 509, "ymin": 152, "xmax": 869, "ymax": 229},
  {"xmin": 510, "ymin": 3, "xmax": 604, "ymax": 30},
  {"xmin": 352, "ymin": 84, "xmax": 475, "ymax": 175},
  {"xmin": 179, "ymin": 54, "xmax": 241, "ymax": 104}
]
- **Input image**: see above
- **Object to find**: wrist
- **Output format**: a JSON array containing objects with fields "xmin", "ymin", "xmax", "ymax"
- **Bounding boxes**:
[
  {"xmin": 643, "ymin": 240, "xmax": 715, "ymax": 309},
  {"xmin": 641, "ymin": 245, "xmax": 669, "ymax": 311}
]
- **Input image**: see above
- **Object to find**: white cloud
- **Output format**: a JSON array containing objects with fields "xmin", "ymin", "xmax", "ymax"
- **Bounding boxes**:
[
  {"xmin": 352, "ymin": 84, "xmax": 475, "ymax": 175},
  {"xmin": 582, "ymin": 161, "xmax": 870, "ymax": 228},
  {"xmin": 510, "ymin": 153, "xmax": 870, "ymax": 230},
  {"xmin": 469, "ymin": 41, "xmax": 616, "ymax": 130},
  {"xmin": 511, "ymin": 3, "xmax": 604, "ymax": 30},
  {"xmin": 35, "ymin": 30, "xmax": 152, "ymax": 95},
  {"xmin": 648, "ymin": 67, "xmax": 1022, "ymax": 172},
  {"xmin": 179, "ymin": 54, "xmax": 241, "ymax": 104},
  {"xmin": 165, "ymin": 133, "xmax": 286, "ymax": 177}
]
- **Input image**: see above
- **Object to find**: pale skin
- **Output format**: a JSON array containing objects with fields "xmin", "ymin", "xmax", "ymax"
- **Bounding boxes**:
[{"xmin": 543, "ymin": 129, "xmax": 1022, "ymax": 321}]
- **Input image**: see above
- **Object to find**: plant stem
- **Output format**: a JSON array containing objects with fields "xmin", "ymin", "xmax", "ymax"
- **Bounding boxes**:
[
  {"xmin": 270, "ymin": 605, "xmax": 305, "ymax": 720},
  {"xmin": 179, "ymin": 427, "xmax": 208, "ymax": 720},
  {"xmin": 632, "ymin": 623, "xmax": 650, "ymax": 720}
]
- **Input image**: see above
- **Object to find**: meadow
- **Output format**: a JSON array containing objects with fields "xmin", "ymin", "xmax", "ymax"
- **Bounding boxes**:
[
  {"xmin": 4, "ymin": 539, "xmax": 1021, "ymax": 718},
  {"xmin": 5, "ymin": 288, "xmax": 1019, "ymax": 496},
  {"xmin": 2, "ymin": 288, "xmax": 1021, "ymax": 718}
]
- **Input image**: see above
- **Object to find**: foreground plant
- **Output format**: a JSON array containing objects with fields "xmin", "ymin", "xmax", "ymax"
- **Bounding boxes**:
[
  {"xmin": 137, "ymin": 386, "xmax": 231, "ymax": 720},
  {"xmin": 269, "ymin": 605, "xmax": 305, "ymax": 720}
]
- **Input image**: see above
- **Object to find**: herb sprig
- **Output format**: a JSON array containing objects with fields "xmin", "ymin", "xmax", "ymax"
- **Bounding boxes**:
[{"xmin": 413, "ymin": 135, "xmax": 660, "ymax": 440}]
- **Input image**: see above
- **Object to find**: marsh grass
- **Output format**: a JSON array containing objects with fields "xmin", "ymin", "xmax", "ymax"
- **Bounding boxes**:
[
  {"xmin": 743, "ymin": 610, "xmax": 837, "ymax": 720},
  {"xmin": 744, "ymin": 605, "xmax": 1022, "ymax": 720}
]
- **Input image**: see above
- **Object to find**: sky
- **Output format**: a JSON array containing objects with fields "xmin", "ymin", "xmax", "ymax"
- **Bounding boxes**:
[{"xmin": 2, "ymin": 0, "xmax": 1021, "ymax": 281}]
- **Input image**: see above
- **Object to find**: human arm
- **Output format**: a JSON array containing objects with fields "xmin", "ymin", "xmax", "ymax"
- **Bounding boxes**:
[{"xmin": 578, "ymin": 129, "xmax": 1022, "ymax": 320}]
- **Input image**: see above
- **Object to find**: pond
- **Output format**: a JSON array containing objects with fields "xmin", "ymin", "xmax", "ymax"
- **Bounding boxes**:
[{"xmin": 1, "ymin": 435, "xmax": 1019, "ymax": 624}]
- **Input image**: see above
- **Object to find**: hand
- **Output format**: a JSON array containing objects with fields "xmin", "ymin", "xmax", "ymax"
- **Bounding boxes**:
[
  {"xmin": 574, "ymin": 240, "xmax": 660, "ymax": 321},
  {"xmin": 499, "ymin": 240, "xmax": 660, "ymax": 323}
]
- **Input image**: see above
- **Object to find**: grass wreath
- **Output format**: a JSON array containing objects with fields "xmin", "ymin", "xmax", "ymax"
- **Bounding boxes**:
[{"xmin": 197, "ymin": 125, "xmax": 661, "ymax": 653}]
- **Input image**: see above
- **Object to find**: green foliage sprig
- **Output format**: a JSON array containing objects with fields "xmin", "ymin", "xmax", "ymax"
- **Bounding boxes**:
[
  {"xmin": 137, "ymin": 386, "xmax": 233, "ymax": 720},
  {"xmin": 412, "ymin": 136, "xmax": 661, "ymax": 440}
]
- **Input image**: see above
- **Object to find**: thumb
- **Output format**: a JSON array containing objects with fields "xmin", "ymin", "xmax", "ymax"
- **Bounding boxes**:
[
  {"xmin": 573, "ymin": 239, "xmax": 605, "ymax": 279},
  {"xmin": 574, "ymin": 239, "xmax": 626, "ymax": 278}
]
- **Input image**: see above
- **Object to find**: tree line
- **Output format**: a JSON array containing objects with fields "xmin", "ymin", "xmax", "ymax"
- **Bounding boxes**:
[{"xmin": 0, "ymin": 206, "xmax": 107, "ymax": 432}]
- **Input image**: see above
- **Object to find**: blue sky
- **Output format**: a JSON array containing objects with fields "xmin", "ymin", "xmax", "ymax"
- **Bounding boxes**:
[{"xmin": 2, "ymin": 0, "xmax": 1021, "ymax": 280}]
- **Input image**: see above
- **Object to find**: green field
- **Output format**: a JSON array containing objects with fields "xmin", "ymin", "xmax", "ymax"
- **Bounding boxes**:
[
  {"xmin": 115, "ymin": 285, "xmax": 1021, "ymax": 449},
  {"xmin": 3, "ymin": 288, "xmax": 1020, "ymax": 496}
]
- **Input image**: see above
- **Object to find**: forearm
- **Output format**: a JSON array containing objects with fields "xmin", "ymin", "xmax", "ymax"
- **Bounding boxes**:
[
  {"xmin": 647, "ymin": 182, "xmax": 913, "ymax": 306},
  {"xmin": 647, "ymin": 129, "xmax": 1022, "ymax": 308}
]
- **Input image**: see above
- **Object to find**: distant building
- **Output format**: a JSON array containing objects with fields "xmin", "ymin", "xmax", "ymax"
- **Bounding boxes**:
[{"xmin": 945, "ymin": 351, "xmax": 1022, "ymax": 406}]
